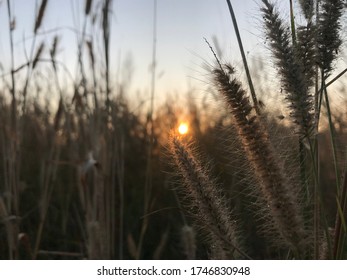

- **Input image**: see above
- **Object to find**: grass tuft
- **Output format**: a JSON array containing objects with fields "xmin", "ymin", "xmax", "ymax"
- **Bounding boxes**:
[
  {"xmin": 212, "ymin": 63, "xmax": 308, "ymax": 256},
  {"xmin": 169, "ymin": 134, "xmax": 246, "ymax": 259},
  {"xmin": 34, "ymin": 0, "xmax": 48, "ymax": 34}
]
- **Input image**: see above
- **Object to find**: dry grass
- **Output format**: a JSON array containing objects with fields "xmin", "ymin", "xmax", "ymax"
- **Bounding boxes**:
[
  {"xmin": 169, "ymin": 134, "xmax": 248, "ymax": 259},
  {"xmin": 168, "ymin": 0, "xmax": 347, "ymax": 259},
  {"xmin": 0, "ymin": 0, "xmax": 346, "ymax": 260}
]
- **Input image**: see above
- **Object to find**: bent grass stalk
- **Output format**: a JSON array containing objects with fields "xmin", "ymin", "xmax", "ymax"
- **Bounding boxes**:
[
  {"xmin": 212, "ymin": 62, "xmax": 307, "ymax": 256},
  {"xmin": 169, "ymin": 134, "xmax": 248, "ymax": 259}
]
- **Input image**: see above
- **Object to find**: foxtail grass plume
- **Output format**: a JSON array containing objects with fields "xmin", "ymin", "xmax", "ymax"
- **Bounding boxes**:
[
  {"xmin": 317, "ymin": 0, "xmax": 344, "ymax": 77},
  {"xmin": 261, "ymin": 0, "xmax": 314, "ymax": 138},
  {"xmin": 86, "ymin": 40, "xmax": 95, "ymax": 69},
  {"xmin": 32, "ymin": 42, "xmax": 45, "ymax": 70},
  {"xmin": 296, "ymin": 23, "xmax": 316, "ymax": 88},
  {"xmin": 212, "ymin": 62, "xmax": 307, "ymax": 255},
  {"xmin": 85, "ymin": 0, "xmax": 93, "ymax": 16},
  {"xmin": 34, "ymin": 0, "xmax": 48, "ymax": 33},
  {"xmin": 298, "ymin": 0, "xmax": 314, "ymax": 20},
  {"xmin": 169, "ymin": 134, "xmax": 245, "ymax": 259},
  {"xmin": 50, "ymin": 36, "xmax": 59, "ymax": 70}
]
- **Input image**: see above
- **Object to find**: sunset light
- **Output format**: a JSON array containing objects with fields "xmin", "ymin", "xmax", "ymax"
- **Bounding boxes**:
[
  {"xmin": 178, "ymin": 123, "xmax": 189, "ymax": 135},
  {"xmin": 2, "ymin": 0, "xmax": 346, "ymax": 264}
]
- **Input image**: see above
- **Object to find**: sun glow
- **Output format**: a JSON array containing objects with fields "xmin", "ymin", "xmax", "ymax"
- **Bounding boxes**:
[{"xmin": 178, "ymin": 122, "xmax": 189, "ymax": 135}]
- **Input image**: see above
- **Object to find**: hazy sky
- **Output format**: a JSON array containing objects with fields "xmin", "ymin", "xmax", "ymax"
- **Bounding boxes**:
[{"xmin": 0, "ymin": 0, "xmax": 291, "ymax": 105}]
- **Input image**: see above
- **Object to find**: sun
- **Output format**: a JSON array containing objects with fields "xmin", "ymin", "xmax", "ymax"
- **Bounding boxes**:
[{"xmin": 178, "ymin": 122, "xmax": 189, "ymax": 135}]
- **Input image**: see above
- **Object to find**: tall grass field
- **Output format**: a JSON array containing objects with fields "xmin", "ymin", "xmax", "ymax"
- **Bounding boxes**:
[{"xmin": 0, "ymin": 0, "xmax": 347, "ymax": 259}]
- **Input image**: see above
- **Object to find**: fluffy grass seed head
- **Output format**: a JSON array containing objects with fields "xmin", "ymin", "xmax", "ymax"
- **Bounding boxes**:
[
  {"xmin": 212, "ymin": 63, "xmax": 308, "ymax": 255},
  {"xmin": 168, "ymin": 133, "xmax": 245, "ymax": 259},
  {"xmin": 34, "ymin": 0, "xmax": 48, "ymax": 33},
  {"xmin": 261, "ymin": 0, "xmax": 314, "ymax": 138}
]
